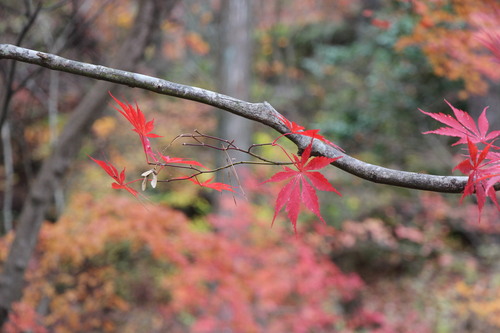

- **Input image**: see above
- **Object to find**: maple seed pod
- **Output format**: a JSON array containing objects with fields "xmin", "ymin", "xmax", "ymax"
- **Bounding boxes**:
[
  {"xmin": 151, "ymin": 173, "xmax": 158, "ymax": 188},
  {"xmin": 141, "ymin": 169, "xmax": 158, "ymax": 190}
]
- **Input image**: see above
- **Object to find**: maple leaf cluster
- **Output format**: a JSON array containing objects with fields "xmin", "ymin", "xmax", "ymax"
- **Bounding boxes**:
[
  {"xmin": 90, "ymin": 93, "xmax": 500, "ymax": 231},
  {"xmin": 90, "ymin": 93, "xmax": 343, "ymax": 233},
  {"xmin": 109, "ymin": 92, "xmax": 163, "ymax": 163},
  {"xmin": 421, "ymin": 100, "xmax": 500, "ymax": 219},
  {"xmin": 263, "ymin": 113, "xmax": 344, "ymax": 232},
  {"xmin": 88, "ymin": 156, "xmax": 140, "ymax": 197},
  {"xmin": 264, "ymin": 140, "xmax": 341, "ymax": 233},
  {"xmin": 91, "ymin": 92, "xmax": 234, "ymax": 197},
  {"xmin": 275, "ymin": 113, "xmax": 343, "ymax": 150}
]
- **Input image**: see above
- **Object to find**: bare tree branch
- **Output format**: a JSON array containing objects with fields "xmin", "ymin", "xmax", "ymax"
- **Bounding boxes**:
[{"xmin": 2, "ymin": 43, "xmax": 497, "ymax": 194}]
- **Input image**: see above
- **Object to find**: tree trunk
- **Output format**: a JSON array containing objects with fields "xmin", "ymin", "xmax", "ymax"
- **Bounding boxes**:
[{"xmin": 217, "ymin": 0, "xmax": 254, "ymax": 169}]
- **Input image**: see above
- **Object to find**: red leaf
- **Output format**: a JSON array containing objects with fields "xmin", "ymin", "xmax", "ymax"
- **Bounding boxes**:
[
  {"xmin": 452, "ymin": 139, "xmax": 500, "ymax": 221},
  {"xmin": 161, "ymin": 155, "xmax": 207, "ymax": 168},
  {"xmin": 272, "ymin": 177, "xmax": 297, "ymax": 227},
  {"xmin": 112, "ymin": 183, "xmax": 138, "ymax": 197},
  {"xmin": 301, "ymin": 179, "xmax": 325, "ymax": 223},
  {"xmin": 109, "ymin": 92, "xmax": 162, "ymax": 138},
  {"xmin": 285, "ymin": 178, "xmax": 301, "ymax": 233},
  {"xmin": 307, "ymin": 171, "xmax": 342, "ymax": 194},
  {"xmin": 300, "ymin": 139, "xmax": 313, "ymax": 162},
  {"xmin": 187, "ymin": 177, "xmax": 235, "ymax": 192},
  {"xmin": 265, "ymin": 141, "xmax": 341, "ymax": 233},
  {"xmin": 89, "ymin": 155, "xmax": 119, "ymax": 180},
  {"xmin": 277, "ymin": 113, "xmax": 305, "ymax": 133},
  {"xmin": 276, "ymin": 113, "xmax": 343, "ymax": 150},
  {"xmin": 485, "ymin": 174, "xmax": 500, "ymax": 211},
  {"xmin": 265, "ymin": 169, "xmax": 296, "ymax": 183},
  {"xmin": 420, "ymin": 100, "xmax": 500, "ymax": 146},
  {"xmin": 89, "ymin": 156, "xmax": 139, "ymax": 197},
  {"xmin": 109, "ymin": 92, "xmax": 162, "ymax": 162},
  {"xmin": 305, "ymin": 156, "xmax": 340, "ymax": 170},
  {"xmin": 422, "ymin": 100, "xmax": 500, "ymax": 221}
]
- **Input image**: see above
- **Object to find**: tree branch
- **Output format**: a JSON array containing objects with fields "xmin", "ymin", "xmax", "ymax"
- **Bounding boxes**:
[{"xmin": 2, "ymin": 43, "xmax": 495, "ymax": 194}]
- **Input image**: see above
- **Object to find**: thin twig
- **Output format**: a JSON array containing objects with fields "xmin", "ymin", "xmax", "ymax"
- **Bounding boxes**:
[
  {"xmin": 154, "ymin": 160, "xmax": 279, "ymax": 183},
  {"xmin": 179, "ymin": 130, "xmax": 294, "ymax": 165}
]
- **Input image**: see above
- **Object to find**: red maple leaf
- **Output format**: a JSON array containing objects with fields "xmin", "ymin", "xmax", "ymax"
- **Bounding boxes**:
[
  {"xmin": 89, "ymin": 156, "xmax": 140, "ymax": 197},
  {"xmin": 276, "ymin": 113, "xmax": 343, "ymax": 150},
  {"xmin": 109, "ymin": 92, "xmax": 163, "ymax": 162},
  {"xmin": 453, "ymin": 139, "xmax": 500, "ymax": 220},
  {"xmin": 420, "ymin": 100, "xmax": 500, "ymax": 146},
  {"xmin": 161, "ymin": 155, "xmax": 206, "ymax": 169},
  {"xmin": 264, "ymin": 140, "xmax": 342, "ymax": 233},
  {"xmin": 184, "ymin": 176, "xmax": 235, "ymax": 192},
  {"xmin": 478, "ymin": 149, "xmax": 500, "ymax": 211},
  {"xmin": 485, "ymin": 173, "xmax": 500, "ymax": 202},
  {"xmin": 422, "ymin": 100, "xmax": 500, "ymax": 221}
]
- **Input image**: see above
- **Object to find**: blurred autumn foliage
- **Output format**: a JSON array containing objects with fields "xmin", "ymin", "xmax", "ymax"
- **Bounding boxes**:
[
  {"xmin": 2, "ymin": 186, "xmax": 500, "ymax": 331},
  {"xmin": 396, "ymin": 0, "xmax": 500, "ymax": 96},
  {"xmin": 0, "ymin": 192, "xmax": 369, "ymax": 332},
  {"xmin": 2, "ymin": 0, "xmax": 500, "ymax": 332}
]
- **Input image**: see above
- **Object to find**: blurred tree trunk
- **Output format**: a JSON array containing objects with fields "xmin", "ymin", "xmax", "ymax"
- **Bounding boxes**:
[
  {"xmin": 0, "ymin": 0, "xmax": 178, "ymax": 326},
  {"xmin": 216, "ymin": 0, "xmax": 253, "ymax": 180}
]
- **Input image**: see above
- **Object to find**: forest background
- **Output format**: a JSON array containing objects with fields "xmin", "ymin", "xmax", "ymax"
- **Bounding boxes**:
[{"xmin": 1, "ymin": 0, "xmax": 500, "ymax": 332}]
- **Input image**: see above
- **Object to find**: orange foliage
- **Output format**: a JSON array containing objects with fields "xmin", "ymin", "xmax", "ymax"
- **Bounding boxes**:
[
  {"xmin": 0, "ymin": 192, "xmax": 376, "ymax": 332},
  {"xmin": 255, "ymin": 0, "xmax": 360, "ymax": 30},
  {"xmin": 185, "ymin": 32, "xmax": 210, "ymax": 55},
  {"xmin": 455, "ymin": 278, "xmax": 500, "ymax": 330},
  {"xmin": 92, "ymin": 116, "xmax": 117, "ymax": 139},
  {"xmin": 396, "ymin": 0, "xmax": 500, "ymax": 96},
  {"xmin": 160, "ymin": 4, "xmax": 213, "ymax": 60}
]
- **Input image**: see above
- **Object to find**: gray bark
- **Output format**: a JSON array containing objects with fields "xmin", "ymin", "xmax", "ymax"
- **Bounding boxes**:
[{"xmin": 217, "ymin": 0, "xmax": 253, "ymax": 163}]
